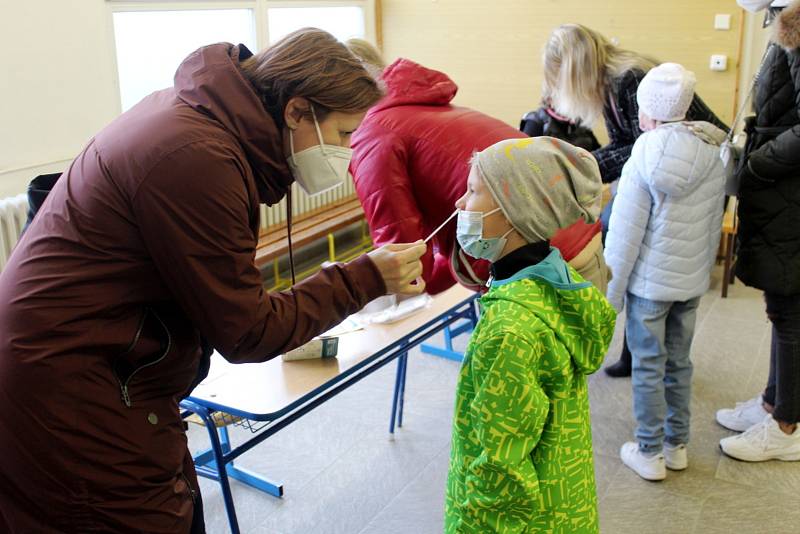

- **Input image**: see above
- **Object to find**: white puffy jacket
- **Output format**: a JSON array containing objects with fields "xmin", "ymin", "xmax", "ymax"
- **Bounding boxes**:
[{"xmin": 604, "ymin": 122, "xmax": 727, "ymax": 311}]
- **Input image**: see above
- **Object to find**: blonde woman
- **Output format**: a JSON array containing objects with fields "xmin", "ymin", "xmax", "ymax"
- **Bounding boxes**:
[{"xmin": 542, "ymin": 23, "xmax": 727, "ymax": 377}]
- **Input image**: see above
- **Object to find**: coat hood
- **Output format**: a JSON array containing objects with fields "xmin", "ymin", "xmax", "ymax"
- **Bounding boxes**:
[
  {"xmin": 174, "ymin": 43, "xmax": 293, "ymax": 205},
  {"xmin": 636, "ymin": 122, "xmax": 726, "ymax": 197},
  {"xmin": 775, "ymin": 0, "xmax": 800, "ymax": 49},
  {"xmin": 485, "ymin": 249, "xmax": 616, "ymax": 375},
  {"xmin": 369, "ymin": 58, "xmax": 458, "ymax": 113}
]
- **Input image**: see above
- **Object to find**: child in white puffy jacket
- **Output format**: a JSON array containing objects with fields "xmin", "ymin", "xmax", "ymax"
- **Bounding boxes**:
[{"xmin": 604, "ymin": 63, "xmax": 727, "ymax": 481}]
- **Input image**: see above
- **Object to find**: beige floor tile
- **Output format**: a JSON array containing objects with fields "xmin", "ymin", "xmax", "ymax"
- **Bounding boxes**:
[{"xmin": 693, "ymin": 479, "xmax": 800, "ymax": 534}]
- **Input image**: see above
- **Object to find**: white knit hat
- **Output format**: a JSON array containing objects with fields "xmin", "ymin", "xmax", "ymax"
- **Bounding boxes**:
[{"xmin": 636, "ymin": 63, "xmax": 697, "ymax": 122}]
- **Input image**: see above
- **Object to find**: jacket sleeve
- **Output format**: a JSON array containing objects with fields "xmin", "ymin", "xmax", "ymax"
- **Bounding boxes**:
[
  {"xmin": 593, "ymin": 71, "xmax": 644, "ymax": 183},
  {"xmin": 458, "ymin": 332, "xmax": 548, "ymax": 533},
  {"xmin": 351, "ymin": 127, "xmax": 443, "ymax": 290},
  {"xmin": 520, "ymin": 110, "xmax": 545, "ymax": 137},
  {"xmin": 747, "ymin": 49, "xmax": 800, "ymax": 180},
  {"xmin": 603, "ymin": 137, "xmax": 653, "ymax": 312},
  {"xmin": 133, "ymin": 142, "xmax": 386, "ymax": 364}
]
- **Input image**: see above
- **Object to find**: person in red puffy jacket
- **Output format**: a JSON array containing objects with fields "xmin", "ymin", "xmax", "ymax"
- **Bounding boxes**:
[{"xmin": 347, "ymin": 40, "xmax": 608, "ymax": 295}]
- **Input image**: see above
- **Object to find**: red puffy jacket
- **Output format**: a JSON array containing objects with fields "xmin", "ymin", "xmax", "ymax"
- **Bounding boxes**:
[{"xmin": 350, "ymin": 59, "xmax": 600, "ymax": 294}]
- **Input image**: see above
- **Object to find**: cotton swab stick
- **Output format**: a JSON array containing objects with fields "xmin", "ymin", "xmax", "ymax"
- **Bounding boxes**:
[{"xmin": 424, "ymin": 210, "xmax": 457, "ymax": 243}]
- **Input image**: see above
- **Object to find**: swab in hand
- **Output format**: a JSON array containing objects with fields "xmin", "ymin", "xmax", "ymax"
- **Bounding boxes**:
[{"xmin": 424, "ymin": 209, "xmax": 458, "ymax": 243}]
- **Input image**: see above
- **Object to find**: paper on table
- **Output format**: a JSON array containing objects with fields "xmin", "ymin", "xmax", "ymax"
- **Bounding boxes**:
[
  {"xmin": 323, "ymin": 316, "xmax": 365, "ymax": 337},
  {"xmin": 354, "ymin": 293, "xmax": 433, "ymax": 325}
]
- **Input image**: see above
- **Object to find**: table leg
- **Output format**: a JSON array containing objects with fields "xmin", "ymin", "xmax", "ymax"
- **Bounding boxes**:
[
  {"xmin": 195, "ymin": 407, "xmax": 241, "ymax": 534},
  {"xmin": 389, "ymin": 354, "xmax": 404, "ymax": 434},
  {"xmin": 398, "ymin": 353, "xmax": 408, "ymax": 428},
  {"xmin": 722, "ymin": 233, "xmax": 734, "ymax": 298}
]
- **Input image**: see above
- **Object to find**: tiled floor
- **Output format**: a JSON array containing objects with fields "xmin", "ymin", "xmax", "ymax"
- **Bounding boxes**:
[{"xmin": 188, "ymin": 266, "xmax": 800, "ymax": 533}]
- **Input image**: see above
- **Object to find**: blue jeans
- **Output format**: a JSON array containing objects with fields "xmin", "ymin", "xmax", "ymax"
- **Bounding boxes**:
[{"xmin": 626, "ymin": 293, "xmax": 700, "ymax": 453}]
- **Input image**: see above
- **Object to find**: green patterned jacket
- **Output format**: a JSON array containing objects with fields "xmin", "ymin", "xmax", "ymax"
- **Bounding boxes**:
[{"xmin": 445, "ymin": 248, "xmax": 616, "ymax": 533}]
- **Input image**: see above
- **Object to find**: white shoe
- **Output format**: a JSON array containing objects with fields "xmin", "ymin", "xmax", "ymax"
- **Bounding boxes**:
[
  {"xmin": 719, "ymin": 415, "xmax": 800, "ymax": 462},
  {"xmin": 620, "ymin": 442, "xmax": 666, "ymax": 481},
  {"xmin": 716, "ymin": 396, "xmax": 769, "ymax": 432},
  {"xmin": 664, "ymin": 443, "xmax": 688, "ymax": 470}
]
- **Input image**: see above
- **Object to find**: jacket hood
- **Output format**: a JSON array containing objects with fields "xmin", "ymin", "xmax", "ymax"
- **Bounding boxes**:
[
  {"xmin": 775, "ymin": 0, "xmax": 800, "ymax": 49},
  {"xmin": 369, "ymin": 58, "xmax": 458, "ymax": 113},
  {"xmin": 487, "ymin": 249, "xmax": 616, "ymax": 375},
  {"xmin": 638, "ymin": 122, "xmax": 725, "ymax": 197},
  {"xmin": 174, "ymin": 43, "xmax": 293, "ymax": 205}
]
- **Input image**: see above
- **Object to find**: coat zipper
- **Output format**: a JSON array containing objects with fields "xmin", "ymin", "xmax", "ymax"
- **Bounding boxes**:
[
  {"xmin": 114, "ymin": 308, "xmax": 172, "ymax": 407},
  {"xmin": 180, "ymin": 472, "xmax": 197, "ymax": 504}
]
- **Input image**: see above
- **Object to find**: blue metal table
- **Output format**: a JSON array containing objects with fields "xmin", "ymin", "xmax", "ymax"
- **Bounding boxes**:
[{"xmin": 180, "ymin": 285, "xmax": 478, "ymax": 534}]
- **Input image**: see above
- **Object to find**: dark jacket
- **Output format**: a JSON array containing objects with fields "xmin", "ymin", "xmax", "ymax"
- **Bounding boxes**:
[
  {"xmin": 595, "ymin": 69, "xmax": 728, "ymax": 183},
  {"xmin": 0, "ymin": 43, "xmax": 385, "ymax": 533},
  {"xmin": 520, "ymin": 106, "xmax": 601, "ymax": 151},
  {"xmin": 736, "ymin": 1, "xmax": 800, "ymax": 295}
]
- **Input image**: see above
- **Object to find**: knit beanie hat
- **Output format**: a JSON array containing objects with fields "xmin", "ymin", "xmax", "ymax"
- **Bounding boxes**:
[
  {"xmin": 636, "ymin": 63, "xmax": 697, "ymax": 122},
  {"xmin": 475, "ymin": 137, "xmax": 602, "ymax": 243}
]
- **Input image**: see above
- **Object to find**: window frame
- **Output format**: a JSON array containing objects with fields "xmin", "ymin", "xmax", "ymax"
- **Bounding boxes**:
[{"xmin": 106, "ymin": 0, "xmax": 377, "ymax": 113}]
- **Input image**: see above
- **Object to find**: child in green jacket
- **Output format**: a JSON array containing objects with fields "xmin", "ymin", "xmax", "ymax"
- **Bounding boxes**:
[{"xmin": 445, "ymin": 137, "xmax": 616, "ymax": 533}]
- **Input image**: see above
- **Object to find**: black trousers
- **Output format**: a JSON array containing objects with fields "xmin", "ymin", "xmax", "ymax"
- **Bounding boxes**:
[{"xmin": 763, "ymin": 292, "xmax": 800, "ymax": 424}]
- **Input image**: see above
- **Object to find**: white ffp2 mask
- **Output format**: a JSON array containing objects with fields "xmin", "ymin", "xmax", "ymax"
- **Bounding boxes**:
[{"xmin": 288, "ymin": 107, "xmax": 352, "ymax": 197}]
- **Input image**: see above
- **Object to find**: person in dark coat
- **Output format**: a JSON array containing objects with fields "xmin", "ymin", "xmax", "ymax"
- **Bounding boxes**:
[
  {"xmin": 519, "ymin": 103, "xmax": 601, "ymax": 152},
  {"xmin": 0, "ymin": 29, "xmax": 426, "ymax": 533},
  {"xmin": 716, "ymin": 0, "xmax": 800, "ymax": 462},
  {"xmin": 541, "ymin": 23, "xmax": 728, "ymax": 377}
]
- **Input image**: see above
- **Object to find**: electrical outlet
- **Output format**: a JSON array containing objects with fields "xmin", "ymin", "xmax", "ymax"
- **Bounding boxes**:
[{"xmin": 710, "ymin": 54, "xmax": 728, "ymax": 71}]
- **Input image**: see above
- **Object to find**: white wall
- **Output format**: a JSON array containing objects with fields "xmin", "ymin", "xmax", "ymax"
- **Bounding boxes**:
[{"xmin": 0, "ymin": 0, "xmax": 120, "ymax": 199}]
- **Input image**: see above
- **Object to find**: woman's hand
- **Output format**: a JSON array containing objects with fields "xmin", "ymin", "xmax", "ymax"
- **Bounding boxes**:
[{"xmin": 367, "ymin": 241, "xmax": 427, "ymax": 295}]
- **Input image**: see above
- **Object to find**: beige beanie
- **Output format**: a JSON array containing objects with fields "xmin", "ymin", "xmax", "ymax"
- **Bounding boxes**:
[
  {"xmin": 475, "ymin": 137, "xmax": 602, "ymax": 243},
  {"xmin": 636, "ymin": 63, "xmax": 697, "ymax": 122}
]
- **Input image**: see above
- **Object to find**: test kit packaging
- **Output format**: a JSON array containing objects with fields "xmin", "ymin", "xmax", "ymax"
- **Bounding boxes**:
[{"xmin": 281, "ymin": 337, "xmax": 339, "ymax": 361}]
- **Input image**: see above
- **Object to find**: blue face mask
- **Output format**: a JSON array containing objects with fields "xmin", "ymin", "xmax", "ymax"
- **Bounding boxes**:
[{"xmin": 456, "ymin": 207, "xmax": 514, "ymax": 262}]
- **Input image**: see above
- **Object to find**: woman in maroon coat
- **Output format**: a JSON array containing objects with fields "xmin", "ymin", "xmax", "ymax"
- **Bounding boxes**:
[{"xmin": 0, "ymin": 29, "xmax": 425, "ymax": 533}]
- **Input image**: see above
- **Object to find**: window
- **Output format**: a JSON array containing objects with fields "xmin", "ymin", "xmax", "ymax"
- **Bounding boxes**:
[
  {"xmin": 109, "ymin": 1, "xmax": 375, "ymax": 112},
  {"xmin": 112, "ymin": 8, "xmax": 257, "ymax": 111},
  {"xmin": 267, "ymin": 6, "xmax": 365, "ymax": 44}
]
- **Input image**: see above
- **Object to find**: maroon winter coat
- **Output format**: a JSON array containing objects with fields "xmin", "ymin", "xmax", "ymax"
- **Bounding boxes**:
[{"xmin": 0, "ymin": 43, "xmax": 385, "ymax": 532}]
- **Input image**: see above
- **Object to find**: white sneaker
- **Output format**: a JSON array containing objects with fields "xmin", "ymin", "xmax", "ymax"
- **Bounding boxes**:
[
  {"xmin": 716, "ymin": 396, "xmax": 769, "ymax": 432},
  {"xmin": 719, "ymin": 414, "xmax": 800, "ymax": 462},
  {"xmin": 620, "ymin": 442, "xmax": 666, "ymax": 481},
  {"xmin": 664, "ymin": 443, "xmax": 688, "ymax": 470}
]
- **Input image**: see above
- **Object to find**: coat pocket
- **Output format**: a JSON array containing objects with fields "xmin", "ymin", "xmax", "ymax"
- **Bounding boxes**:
[{"xmin": 110, "ymin": 307, "xmax": 172, "ymax": 407}]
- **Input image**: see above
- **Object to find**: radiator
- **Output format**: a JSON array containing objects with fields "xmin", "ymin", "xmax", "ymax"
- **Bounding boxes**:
[
  {"xmin": 0, "ymin": 194, "xmax": 28, "ymax": 271},
  {"xmin": 258, "ymin": 172, "xmax": 357, "ymax": 230}
]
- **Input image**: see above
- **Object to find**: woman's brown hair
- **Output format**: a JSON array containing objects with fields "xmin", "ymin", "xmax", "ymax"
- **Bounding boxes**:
[{"xmin": 240, "ymin": 28, "xmax": 383, "ymax": 127}]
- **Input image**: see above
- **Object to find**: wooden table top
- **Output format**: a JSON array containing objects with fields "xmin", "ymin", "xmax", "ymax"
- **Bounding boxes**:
[{"xmin": 187, "ymin": 284, "xmax": 476, "ymax": 419}]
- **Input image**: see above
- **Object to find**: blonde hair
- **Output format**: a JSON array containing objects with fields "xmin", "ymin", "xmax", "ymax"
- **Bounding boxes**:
[
  {"xmin": 240, "ymin": 28, "xmax": 383, "ymax": 128},
  {"xmin": 542, "ymin": 24, "xmax": 657, "ymax": 125},
  {"xmin": 345, "ymin": 38, "xmax": 386, "ymax": 70}
]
